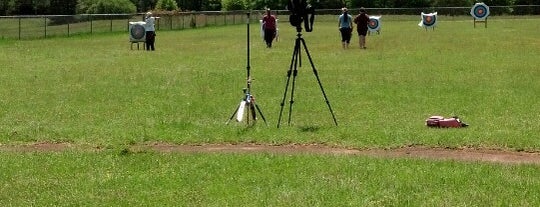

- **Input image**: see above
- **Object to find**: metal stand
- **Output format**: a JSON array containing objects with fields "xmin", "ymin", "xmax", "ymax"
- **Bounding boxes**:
[
  {"xmin": 226, "ymin": 12, "xmax": 267, "ymax": 126},
  {"xmin": 277, "ymin": 30, "xmax": 338, "ymax": 128},
  {"xmin": 474, "ymin": 17, "xmax": 488, "ymax": 28}
]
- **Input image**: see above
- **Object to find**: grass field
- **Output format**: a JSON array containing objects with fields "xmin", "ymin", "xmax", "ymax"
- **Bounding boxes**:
[{"xmin": 0, "ymin": 15, "xmax": 539, "ymax": 205}]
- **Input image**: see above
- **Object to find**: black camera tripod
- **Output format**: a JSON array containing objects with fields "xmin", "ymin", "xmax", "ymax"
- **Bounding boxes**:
[
  {"xmin": 277, "ymin": 30, "xmax": 338, "ymax": 128},
  {"xmin": 226, "ymin": 12, "xmax": 267, "ymax": 126}
]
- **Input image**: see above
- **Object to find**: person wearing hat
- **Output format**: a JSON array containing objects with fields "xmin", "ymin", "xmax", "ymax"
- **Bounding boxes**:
[
  {"xmin": 353, "ymin": 7, "xmax": 370, "ymax": 49},
  {"xmin": 338, "ymin": 7, "xmax": 353, "ymax": 49},
  {"xmin": 144, "ymin": 12, "xmax": 159, "ymax": 51},
  {"xmin": 262, "ymin": 8, "xmax": 277, "ymax": 48}
]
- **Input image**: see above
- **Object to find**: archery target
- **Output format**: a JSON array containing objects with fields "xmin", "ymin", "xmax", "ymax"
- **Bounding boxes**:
[
  {"xmin": 471, "ymin": 3, "xmax": 490, "ymax": 20},
  {"xmin": 418, "ymin": 12, "xmax": 437, "ymax": 29},
  {"xmin": 368, "ymin": 16, "xmax": 381, "ymax": 33},
  {"xmin": 129, "ymin": 21, "xmax": 146, "ymax": 42}
]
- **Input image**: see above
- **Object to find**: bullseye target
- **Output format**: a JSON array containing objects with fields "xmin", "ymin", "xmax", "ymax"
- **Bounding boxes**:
[
  {"xmin": 471, "ymin": 3, "xmax": 490, "ymax": 20},
  {"xmin": 418, "ymin": 12, "xmax": 438, "ymax": 29},
  {"xmin": 129, "ymin": 21, "xmax": 146, "ymax": 42},
  {"xmin": 368, "ymin": 16, "xmax": 381, "ymax": 33}
]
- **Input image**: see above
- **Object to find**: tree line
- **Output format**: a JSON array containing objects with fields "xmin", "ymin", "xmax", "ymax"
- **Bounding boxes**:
[{"xmin": 1, "ymin": 0, "xmax": 538, "ymax": 16}]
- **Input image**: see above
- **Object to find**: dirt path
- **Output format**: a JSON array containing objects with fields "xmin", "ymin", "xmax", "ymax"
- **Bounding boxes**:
[{"xmin": 2, "ymin": 142, "xmax": 540, "ymax": 165}]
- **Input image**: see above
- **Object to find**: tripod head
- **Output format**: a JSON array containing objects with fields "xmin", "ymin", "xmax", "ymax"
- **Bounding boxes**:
[{"xmin": 288, "ymin": 0, "xmax": 315, "ymax": 32}]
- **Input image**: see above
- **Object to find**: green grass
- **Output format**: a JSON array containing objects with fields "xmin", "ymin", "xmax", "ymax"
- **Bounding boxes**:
[
  {"xmin": 2, "ymin": 152, "xmax": 540, "ymax": 206},
  {"xmin": 0, "ymin": 16, "xmax": 540, "ymax": 205}
]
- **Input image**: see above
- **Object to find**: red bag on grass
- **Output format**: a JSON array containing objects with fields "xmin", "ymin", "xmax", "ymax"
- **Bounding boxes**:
[{"xmin": 426, "ymin": 116, "xmax": 468, "ymax": 128}]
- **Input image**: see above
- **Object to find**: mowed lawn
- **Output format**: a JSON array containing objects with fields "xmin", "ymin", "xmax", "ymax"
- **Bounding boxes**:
[{"xmin": 0, "ymin": 16, "xmax": 539, "ymax": 205}]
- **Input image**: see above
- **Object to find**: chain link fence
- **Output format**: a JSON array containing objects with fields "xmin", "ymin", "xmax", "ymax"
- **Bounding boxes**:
[
  {"xmin": 0, "ymin": 5, "xmax": 538, "ymax": 40},
  {"xmin": 0, "ymin": 11, "xmax": 262, "ymax": 40}
]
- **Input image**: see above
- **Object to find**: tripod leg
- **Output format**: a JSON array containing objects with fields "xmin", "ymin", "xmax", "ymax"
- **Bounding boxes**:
[
  {"xmin": 299, "ymin": 38, "xmax": 338, "ymax": 126},
  {"xmin": 249, "ymin": 102, "xmax": 257, "ymax": 121},
  {"xmin": 226, "ymin": 103, "xmax": 241, "ymax": 124},
  {"xmin": 254, "ymin": 103, "xmax": 268, "ymax": 125},
  {"xmin": 287, "ymin": 39, "xmax": 301, "ymax": 126},
  {"xmin": 277, "ymin": 38, "xmax": 301, "ymax": 128}
]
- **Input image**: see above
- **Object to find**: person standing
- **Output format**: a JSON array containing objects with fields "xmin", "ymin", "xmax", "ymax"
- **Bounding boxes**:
[
  {"xmin": 262, "ymin": 8, "xmax": 277, "ymax": 48},
  {"xmin": 144, "ymin": 12, "xmax": 159, "ymax": 51},
  {"xmin": 354, "ymin": 8, "xmax": 370, "ymax": 49},
  {"xmin": 338, "ymin": 7, "xmax": 353, "ymax": 49}
]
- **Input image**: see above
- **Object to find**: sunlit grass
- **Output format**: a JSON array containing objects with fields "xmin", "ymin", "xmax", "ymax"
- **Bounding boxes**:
[{"xmin": 0, "ymin": 16, "xmax": 539, "ymax": 205}]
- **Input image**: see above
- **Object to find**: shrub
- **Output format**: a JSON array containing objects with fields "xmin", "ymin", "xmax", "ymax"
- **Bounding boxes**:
[
  {"xmin": 222, "ymin": 0, "xmax": 245, "ymax": 11},
  {"xmin": 156, "ymin": 0, "xmax": 178, "ymax": 11},
  {"xmin": 85, "ymin": 0, "xmax": 136, "ymax": 14}
]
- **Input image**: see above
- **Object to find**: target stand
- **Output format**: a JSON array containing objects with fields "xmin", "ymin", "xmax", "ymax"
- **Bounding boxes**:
[
  {"xmin": 471, "ymin": 3, "xmax": 490, "ymax": 28},
  {"xmin": 130, "ymin": 41, "xmax": 146, "ymax": 50},
  {"xmin": 473, "ymin": 18, "xmax": 488, "ymax": 28}
]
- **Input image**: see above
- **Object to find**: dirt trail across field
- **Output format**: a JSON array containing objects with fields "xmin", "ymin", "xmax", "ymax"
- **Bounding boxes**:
[{"xmin": 2, "ymin": 142, "xmax": 540, "ymax": 165}]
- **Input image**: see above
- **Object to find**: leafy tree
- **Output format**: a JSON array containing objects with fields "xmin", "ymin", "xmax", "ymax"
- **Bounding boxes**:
[
  {"xmin": 250, "ymin": 0, "xmax": 287, "ymax": 10},
  {"xmin": 222, "ymin": 0, "xmax": 245, "ymax": 10},
  {"xmin": 156, "ymin": 0, "xmax": 178, "ymax": 10},
  {"xmin": 433, "ymin": 0, "xmax": 472, "ymax": 7},
  {"xmin": 129, "ymin": 0, "xmax": 156, "ymax": 12},
  {"xmin": 89, "ymin": 0, "xmax": 136, "ymax": 13},
  {"xmin": 49, "ymin": 0, "xmax": 77, "ymax": 14},
  {"xmin": 202, "ymin": 0, "xmax": 222, "ymax": 10}
]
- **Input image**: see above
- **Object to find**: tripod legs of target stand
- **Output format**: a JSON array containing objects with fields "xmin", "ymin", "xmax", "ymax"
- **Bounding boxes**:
[
  {"xmin": 226, "ymin": 89, "xmax": 267, "ymax": 126},
  {"xmin": 277, "ymin": 33, "xmax": 338, "ymax": 128}
]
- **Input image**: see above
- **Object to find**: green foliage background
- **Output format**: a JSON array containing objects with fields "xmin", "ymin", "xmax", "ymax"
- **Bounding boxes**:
[{"xmin": 2, "ymin": 0, "xmax": 533, "ymax": 15}]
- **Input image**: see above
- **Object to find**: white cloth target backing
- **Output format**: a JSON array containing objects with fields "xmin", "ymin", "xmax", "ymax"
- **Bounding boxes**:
[
  {"xmin": 368, "ymin": 16, "xmax": 381, "ymax": 33},
  {"xmin": 129, "ymin": 21, "xmax": 146, "ymax": 42},
  {"xmin": 471, "ymin": 3, "xmax": 490, "ymax": 20},
  {"xmin": 418, "ymin": 12, "xmax": 438, "ymax": 29}
]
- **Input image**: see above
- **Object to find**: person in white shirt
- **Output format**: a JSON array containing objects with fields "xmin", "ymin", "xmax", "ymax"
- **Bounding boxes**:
[{"xmin": 144, "ymin": 12, "xmax": 159, "ymax": 51}]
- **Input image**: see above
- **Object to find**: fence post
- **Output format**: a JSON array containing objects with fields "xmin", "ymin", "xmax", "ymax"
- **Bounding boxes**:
[
  {"xmin": 18, "ymin": 17, "xmax": 21, "ymax": 40},
  {"xmin": 44, "ymin": 16, "xmax": 47, "ymax": 38},
  {"xmin": 90, "ymin": 15, "xmax": 93, "ymax": 34},
  {"xmin": 110, "ymin": 15, "xmax": 113, "ymax": 32}
]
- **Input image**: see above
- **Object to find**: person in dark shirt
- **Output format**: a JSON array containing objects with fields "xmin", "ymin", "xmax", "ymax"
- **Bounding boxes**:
[
  {"xmin": 353, "ymin": 8, "xmax": 370, "ymax": 49},
  {"xmin": 262, "ymin": 8, "xmax": 277, "ymax": 48}
]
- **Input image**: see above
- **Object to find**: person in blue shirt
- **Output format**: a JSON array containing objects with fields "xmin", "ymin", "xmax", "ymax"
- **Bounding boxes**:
[{"xmin": 338, "ymin": 7, "xmax": 353, "ymax": 49}]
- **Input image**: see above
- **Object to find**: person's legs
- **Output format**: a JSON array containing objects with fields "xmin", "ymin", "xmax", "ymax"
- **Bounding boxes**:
[
  {"xmin": 145, "ymin": 31, "xmax": 152, "ymax": 50},
  {"xmin": 264, "ymin": 29, "xmax": 274, "ymax": 48},
  {"xmin": 361, "ymin": 35, "xmax": 366, "ymax": 49},
  {"xmin": 150, "ymin": 32, "xmax": 156, "ymax": 50},
  {"xmin": 340, "ymin": 28, "xmax": 346, "ymax": 49},
  {"xmin": 345, "ymin": 28, "xmax": 352, "ymax": 49}
]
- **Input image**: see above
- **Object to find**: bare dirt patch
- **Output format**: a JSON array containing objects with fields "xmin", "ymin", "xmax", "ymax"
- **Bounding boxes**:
[
  {"xmin": 2, "ymin": 142, "xmax": 540, "ymax": 165},
  {"xmin": 136, "ymin": 143, "xmax": 540, "ymax": 165}
]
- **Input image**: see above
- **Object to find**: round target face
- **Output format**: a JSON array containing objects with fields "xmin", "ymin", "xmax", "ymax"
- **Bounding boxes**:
[
  {"xmin": 130, "ymin": 24, "xmax": 145, "ymax": 40},
  {"xmin": 471, "ymin": 3, "xmax": 490, "ymax": 20},
  {"xmin": 368, "ymin": 18, "xmax": 379, "ymax": 30},
  {"xmin": 423, "ymin": 15, "xmax": 436, "ymax": 27}
]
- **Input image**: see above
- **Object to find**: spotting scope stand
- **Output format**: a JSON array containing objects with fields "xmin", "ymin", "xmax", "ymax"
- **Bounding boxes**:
[
  {"xmin": 226, "ymin": 12, "xmax": 267, "ymax": 126},
  {"xmin": 277, "ymin": 28, "xmax": 338, "ymax": 128}
]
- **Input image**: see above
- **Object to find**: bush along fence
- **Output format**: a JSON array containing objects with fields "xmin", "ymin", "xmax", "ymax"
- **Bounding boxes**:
[{"xmin": 0, "ymin": 5, "xmax": 538, "ymax": 40}]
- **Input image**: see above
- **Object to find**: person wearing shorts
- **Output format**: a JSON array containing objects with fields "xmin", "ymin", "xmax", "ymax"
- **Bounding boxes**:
[
  {"xmin": 354, "ymin": 8, "xmax": 370, "ymax": 49},
  {"xmin": 338, "ymin": 7, "xmax": 353, "ymax": 49}
]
